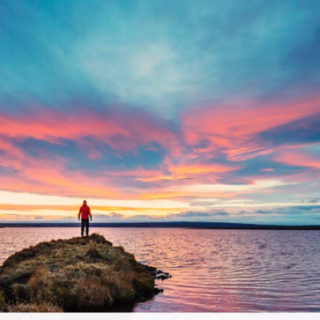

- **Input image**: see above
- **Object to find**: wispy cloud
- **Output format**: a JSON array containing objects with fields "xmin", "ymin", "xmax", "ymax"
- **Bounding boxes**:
[{"xmin": 0, "ymin": 1, "xmax": 320, "ymax": 224}]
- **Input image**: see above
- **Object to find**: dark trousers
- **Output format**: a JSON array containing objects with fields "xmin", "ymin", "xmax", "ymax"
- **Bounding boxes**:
[{"xmin": 81, "ymin": 219, "xmax": 89, "ymax": 236}]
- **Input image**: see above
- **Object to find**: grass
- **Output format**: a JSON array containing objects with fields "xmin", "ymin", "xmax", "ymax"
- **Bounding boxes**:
[{"xmin": 0, "ymin": 234, "xmax": 160, "ymax": 312}]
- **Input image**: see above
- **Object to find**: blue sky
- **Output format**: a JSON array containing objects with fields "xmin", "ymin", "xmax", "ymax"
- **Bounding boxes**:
[{"xmin": 0, "ymin": 0, "xmax": 320, "ymax": 224}]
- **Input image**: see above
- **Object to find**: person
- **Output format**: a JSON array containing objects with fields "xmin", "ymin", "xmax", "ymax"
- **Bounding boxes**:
[{"xmin": 78, "ymin": 200, "xmax": 92, "ymax": 237}]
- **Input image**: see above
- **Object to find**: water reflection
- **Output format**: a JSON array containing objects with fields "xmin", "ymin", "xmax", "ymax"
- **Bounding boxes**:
[{"xmin": 1, "ymin": 228, "xmax": 320, "ymax": 312}]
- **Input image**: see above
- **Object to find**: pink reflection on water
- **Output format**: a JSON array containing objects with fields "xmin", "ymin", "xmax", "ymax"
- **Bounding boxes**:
[{"xmin": 1, "ymin": 227, "xmax": 320, "ymax": 312}]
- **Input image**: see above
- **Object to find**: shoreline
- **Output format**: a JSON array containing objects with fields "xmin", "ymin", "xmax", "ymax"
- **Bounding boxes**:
[{"xmin": 1, "ymin": 222, "xmax": 320, "ymax": 230}]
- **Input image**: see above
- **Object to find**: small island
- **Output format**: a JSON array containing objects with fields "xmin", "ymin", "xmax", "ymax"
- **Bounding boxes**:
[{"xmin": 0, "ymin": 234, "xmax": 170, "ymax": 312}]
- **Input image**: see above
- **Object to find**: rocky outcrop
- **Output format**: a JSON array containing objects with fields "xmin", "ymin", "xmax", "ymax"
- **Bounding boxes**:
[{"xmin": 0, "ymin": 234, "xmax": 170, "ymax": 312}]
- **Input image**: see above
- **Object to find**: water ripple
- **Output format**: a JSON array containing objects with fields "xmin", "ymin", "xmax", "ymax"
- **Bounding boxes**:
[{"xmin": 1, "ymin": 228, "xmax": 320, "ymax": 312}]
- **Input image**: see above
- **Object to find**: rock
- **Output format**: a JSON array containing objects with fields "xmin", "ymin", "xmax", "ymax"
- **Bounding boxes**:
[
  {"xmin": 154, "ymin": 270, "xmax": 172, "ymax": 280},
  {"xmin": 156, "ymin": 274, "xmax": 170, "ymax": 280},
  {"xmin": 153, "ymin": 288, "xmax": 164, "ymax": 294},
  {"xmin": 142, "ymin": 265, "xmax": 157, "ymax": 273},
  {"xmin": 0, "ymin": 234, "xmax": 167, "ymax": 312},
  {"xmin": 141, "ymin": 265, "xmax": 171, "ymax": 280}
]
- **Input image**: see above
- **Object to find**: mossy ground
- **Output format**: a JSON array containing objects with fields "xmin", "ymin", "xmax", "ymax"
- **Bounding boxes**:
[{"xmin": 0, "ymin": 234, "xmax": 159, "ymax": 312}]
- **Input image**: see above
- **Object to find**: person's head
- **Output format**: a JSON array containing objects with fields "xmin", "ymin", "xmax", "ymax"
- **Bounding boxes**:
[{"xmin": 83, "ymin": 200, "xmax": 87, "ymax": 206}]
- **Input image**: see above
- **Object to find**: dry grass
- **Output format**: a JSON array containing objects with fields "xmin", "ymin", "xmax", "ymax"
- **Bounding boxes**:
[
  {"xmin": 0, "ymin": 234, "xmax": 156, "ymax": 312},
  {"xmin": 8, "ymin": 302, "xmax": 63, "ymax": 312},
  {"xmin": 0, "ymin": 291, "xmax": 5, "ymax": 312}
]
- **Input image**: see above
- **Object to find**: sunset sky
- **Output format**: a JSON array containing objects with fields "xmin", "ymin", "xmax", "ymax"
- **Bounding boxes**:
[{"xmin": 0, "ymin": 0, "xmax": 320, "ymax": 224}]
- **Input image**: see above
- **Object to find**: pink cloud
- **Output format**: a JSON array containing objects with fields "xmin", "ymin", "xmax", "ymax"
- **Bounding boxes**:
[
  {"xmin": 183, "ymin": 96, "xmax": 320, "ymax": 160},
  {"xmin": 274, "ymin": 149, "xmax": 320, "ymax": 169},
  {"xmin": 0, "ymin": 107, "xmax": 177, "ymax": 151},
  {"xmin": 0, "ymin": 95, "xmax": 319, "ymax": 207}
]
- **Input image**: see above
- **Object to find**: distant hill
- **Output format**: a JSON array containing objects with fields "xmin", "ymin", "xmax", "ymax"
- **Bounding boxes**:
[{"xmin": 1, "ymin": 221, "xmax": 320, "ymax": 230}]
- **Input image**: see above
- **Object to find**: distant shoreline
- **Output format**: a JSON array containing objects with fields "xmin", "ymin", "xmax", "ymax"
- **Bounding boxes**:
[{"xmin": 1, "ymin": 222, "xmax": 320, "ymax": 230}]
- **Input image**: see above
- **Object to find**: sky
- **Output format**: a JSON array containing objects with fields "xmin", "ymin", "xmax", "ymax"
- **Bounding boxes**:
[{"xmin": 0, "ymin": 0, "xmax": 320, "ymax": 224}]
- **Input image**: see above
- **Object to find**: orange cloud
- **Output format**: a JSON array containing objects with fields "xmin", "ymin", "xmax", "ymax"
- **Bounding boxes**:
[
  {"xmin": 0, "ymin": 96, "xmax": 319, "ymax": 221},
  {"xmin": 0, "ymin": 204, "xmax": 186, "ymax": 213},
  {"xmin": 0, "ymin": 107, "xmax": 180, "ymax": 199},
  {"xmin": 169, "ymin": 163, "xmax": 240, "ymax": 176},
  {"xmin": 136, "ymin": 174, "xmax": 187, "ymax": 182}
]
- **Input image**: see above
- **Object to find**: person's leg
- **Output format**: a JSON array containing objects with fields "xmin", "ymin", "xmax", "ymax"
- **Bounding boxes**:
[
  {"xmin": 81, "ymin": 219, "xmax": 84, "ymax": 237},
  {"xmin": 86, "ymin": 219, "xmax": 89, "ymax": 236}
]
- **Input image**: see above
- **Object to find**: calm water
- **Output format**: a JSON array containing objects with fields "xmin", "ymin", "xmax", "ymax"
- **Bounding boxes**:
[{"xmin": 1, "ymin": 227, "xmax": 320, "ymax": 312}]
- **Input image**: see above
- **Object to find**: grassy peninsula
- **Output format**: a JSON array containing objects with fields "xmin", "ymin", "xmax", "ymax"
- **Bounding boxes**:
[{"xmin": 0, "ymin": 234, "xmax": 168, "ymax": 312}]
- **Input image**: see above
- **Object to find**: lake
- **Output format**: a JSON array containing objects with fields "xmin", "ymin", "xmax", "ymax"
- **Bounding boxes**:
[{"xmin": 1, "ymin": 227, "xmax": 320, "ymax": 312}]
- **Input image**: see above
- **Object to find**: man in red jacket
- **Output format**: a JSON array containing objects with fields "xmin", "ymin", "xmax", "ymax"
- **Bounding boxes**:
[{"xmin": 78, "ymin": 200, "xmax": 92, "ymax": 237}]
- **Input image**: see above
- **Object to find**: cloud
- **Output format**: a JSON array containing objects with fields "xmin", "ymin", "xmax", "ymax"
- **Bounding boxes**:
[
  {"xmin": 170, "ymin": 210, "xmax": 229, "ymax": 218},
  {"xmin": 303, "ymin": 198, "xmax": 320, "ymax": 204},
  {"xmin": 258, "ymin": 114, "xmax": 320, "ymax": 148},
  {"xmin": 1, "ymin": 1, "xmax": 320, "ymax": 224},
  {"xmin": 0, "ymin": 106, "xmax": 178, "ymax": 150},
  {"xmin": 183, "ymin": 96, "xmax": 320, "ymax": 160},
  {"xmin": 89, "ymin": 213, "xmax": 124, "ymax": 221},
  {"xmin": 289, "ymin": 205, "xmax": 320, "ymax": 212}
]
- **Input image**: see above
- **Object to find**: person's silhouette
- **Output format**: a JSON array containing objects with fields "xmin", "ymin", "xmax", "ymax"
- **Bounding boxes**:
[{"xmin": 78, "ymin": 200, "xmax": 92, "ymax": 237}]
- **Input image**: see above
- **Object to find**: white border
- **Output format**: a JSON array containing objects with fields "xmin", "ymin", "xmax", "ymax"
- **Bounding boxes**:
[{"xmin": 1, "ymin": 313, "xmax": 319, "ymax": 320}]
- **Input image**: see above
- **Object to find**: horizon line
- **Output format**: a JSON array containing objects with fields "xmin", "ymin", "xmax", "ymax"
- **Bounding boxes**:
[{"xmin": 1, "ymin": 221, "xmax": 320, "ymax": 230}]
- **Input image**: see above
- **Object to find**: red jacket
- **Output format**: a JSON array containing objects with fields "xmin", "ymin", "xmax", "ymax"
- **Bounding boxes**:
[{"xmin": 79, "ymin": 205, "xmax": 91, "ymax": 219}]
